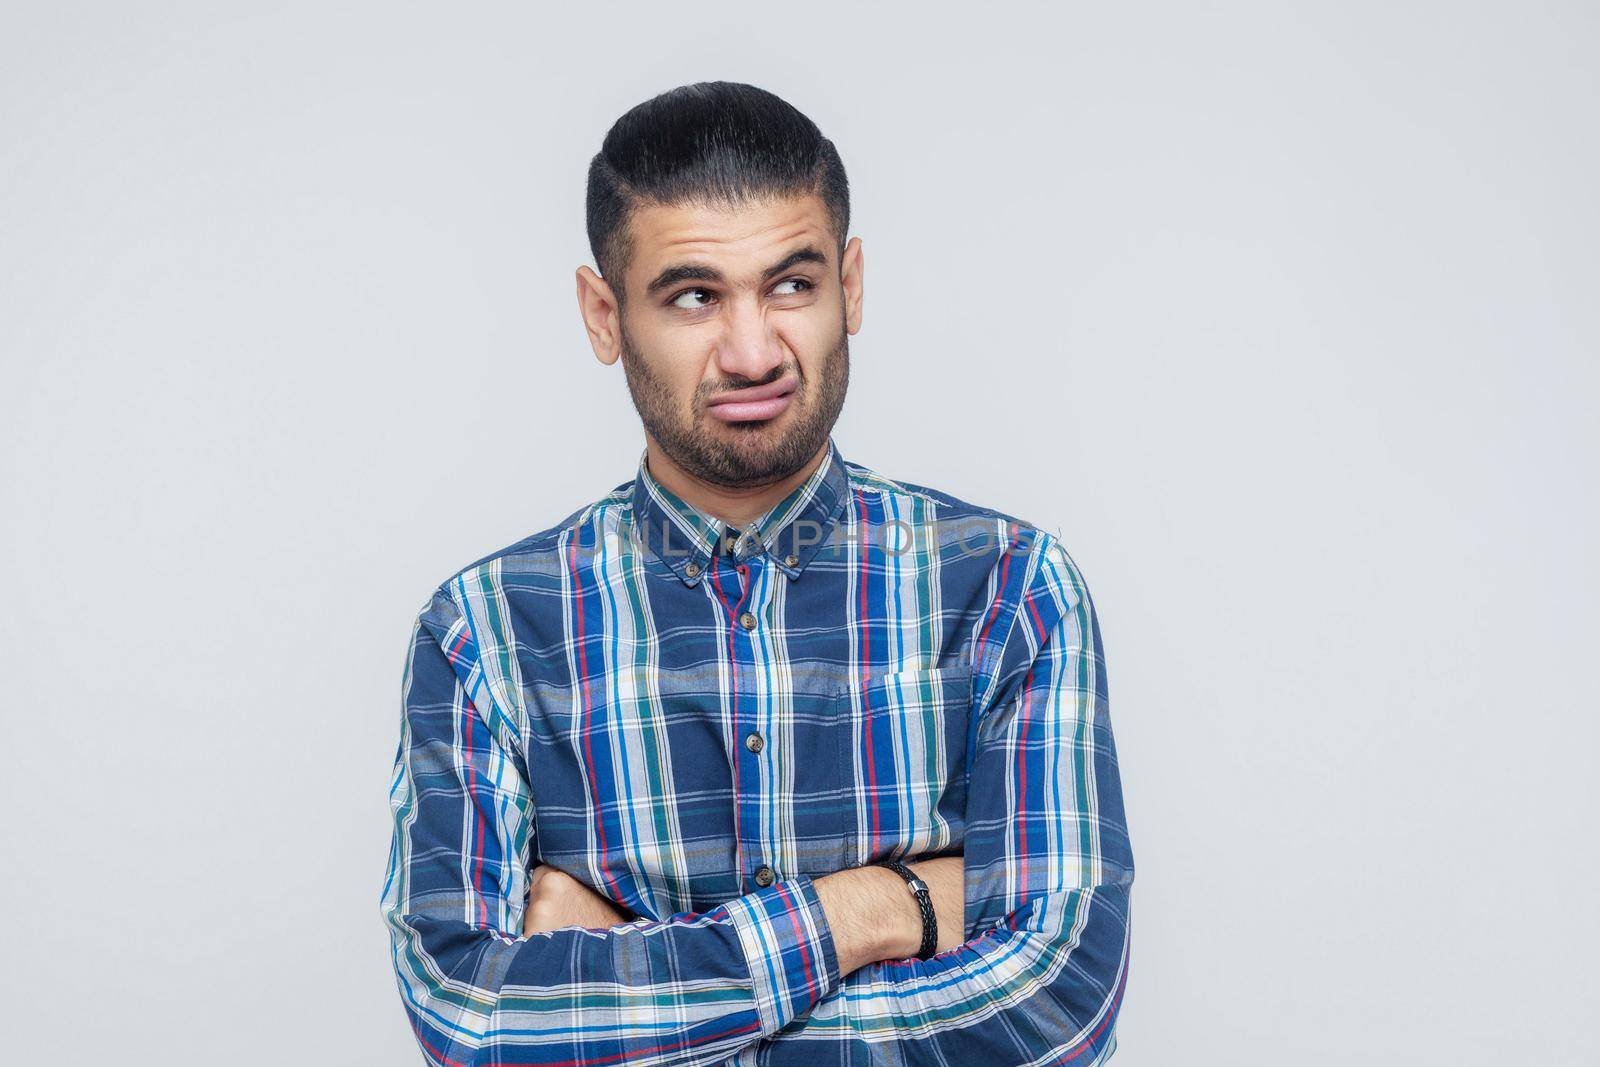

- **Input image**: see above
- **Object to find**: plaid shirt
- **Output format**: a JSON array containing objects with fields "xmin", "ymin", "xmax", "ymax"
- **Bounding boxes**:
[{"xmin": 381, "ymin": 435, "xmax": 1135, "ymax": 1066}]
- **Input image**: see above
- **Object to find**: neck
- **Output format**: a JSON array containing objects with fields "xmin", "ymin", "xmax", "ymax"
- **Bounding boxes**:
[{"xmin": 643, "ymin": 437, "xmax": 830, "ymax": 529}]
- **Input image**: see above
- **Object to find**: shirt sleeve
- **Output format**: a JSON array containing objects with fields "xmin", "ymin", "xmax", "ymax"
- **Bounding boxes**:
[
  {"xmin": 380, "ymin": 582, "xmax": 841, "ymax": 1067},
  {"xmin": 819, "ymin": 533, "xmax": 1136, "ymax": 1064}
]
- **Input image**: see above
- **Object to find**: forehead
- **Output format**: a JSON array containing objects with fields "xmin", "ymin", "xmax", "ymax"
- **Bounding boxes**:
[{"xmin": 624, "ymin": 193, "xmax": 834, "ymax": 285}]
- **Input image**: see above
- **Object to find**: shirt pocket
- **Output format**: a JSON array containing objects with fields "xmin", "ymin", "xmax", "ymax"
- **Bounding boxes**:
[{"xmin": 835, "ymin": 665, "xmax": 974, "ymax": 867}]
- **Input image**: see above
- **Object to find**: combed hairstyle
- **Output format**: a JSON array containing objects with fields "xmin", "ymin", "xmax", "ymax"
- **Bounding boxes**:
[{"xmin": 585, "ymin": 81, "xmax": 850, "ymax": 310}]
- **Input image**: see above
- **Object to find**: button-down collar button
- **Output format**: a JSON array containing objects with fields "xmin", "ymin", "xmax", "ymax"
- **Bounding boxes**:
[
  {"xmin": 753, "ymin": 865, "xmax": 775, "ymax": 887},
  {"xmin": 734, "ymin": 525, "xmax": 761, "ymax": 556},
  {"xmin": 744, "ymin": 731, "xmax": 764, "ymax": 753},
  {"xmin": 783, "ymin": 554, "xmax": 799, "ymax": 567},
  {"xmin": 684, "ymin": 561, "xmax": 701, "ymax": 578},
  {"xmin": 739, "ymin": 611, "xmax": 758, "ymax": 631}
]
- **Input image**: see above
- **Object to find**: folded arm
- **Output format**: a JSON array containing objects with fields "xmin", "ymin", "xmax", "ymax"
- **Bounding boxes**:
[
  {"xmin": 755, "ymin": 534, "xmax": 1137, "ymax": 1063},
  {"xmin": 380, "ymin": 584, "xmax": 842, "ymax": 1067}
]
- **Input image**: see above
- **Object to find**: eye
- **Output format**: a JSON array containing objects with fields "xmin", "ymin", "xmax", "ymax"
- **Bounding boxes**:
[
  {"xmin": 773, "ymin": 277, "xmax": 813, "ymax": 296},
  {"xmin": 669, "ymin": 287, "xmax": 714, "ymax": 310}
]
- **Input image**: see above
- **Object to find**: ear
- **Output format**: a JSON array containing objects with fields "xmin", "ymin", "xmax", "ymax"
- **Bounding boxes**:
[
  {"xmin": 576, "ymin": 265, "xmax": 623, "ymax": 365},
  {"xmin": 839, "ymin": 236, "xmax": 864, "ymax": 335}
]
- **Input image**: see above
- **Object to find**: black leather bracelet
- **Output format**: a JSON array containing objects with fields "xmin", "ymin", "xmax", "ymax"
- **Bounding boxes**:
[{"xmin": 874, "ymin": 859, "xmax": 937, "ymax": 960}]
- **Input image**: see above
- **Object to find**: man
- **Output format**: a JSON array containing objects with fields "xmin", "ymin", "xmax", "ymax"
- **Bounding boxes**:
[{"xmin": 381, "ymin": 80, "xmax": 1135, "ymax": 1066}]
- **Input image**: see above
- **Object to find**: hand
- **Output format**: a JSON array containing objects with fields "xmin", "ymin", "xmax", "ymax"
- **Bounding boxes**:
[
  {"xmin": 522, "ymin": 863, "xmax": 630, "ymax": 936},
  {"xmin": 906, "ymin": 854, "xmax": 967, "ymax": 954}
]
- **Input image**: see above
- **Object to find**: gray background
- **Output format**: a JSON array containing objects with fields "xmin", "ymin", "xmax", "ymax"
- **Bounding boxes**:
[{"xmin": 2, "ymin": 2, "xmax": 1595, "ymax": 1063}]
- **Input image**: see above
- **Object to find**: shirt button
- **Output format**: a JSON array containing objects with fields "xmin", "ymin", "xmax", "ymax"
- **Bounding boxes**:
[
  {"xmin": 754, "ymin": 865, "xmax": 775, "ymax": 887},
  {"xmin": 784, "ymin": 554, "xmax": 799, "ymax": 567},
  {"xmin": 739, "ymin": 611, "xmax": 758, "ymax": 631},
  {"xmin": 744, "ymin": 731, "xmax": 764, "ymax": 753},
  {"xmin": 685, "ymin": 562, "xmax": 701, "ymax": 578}
]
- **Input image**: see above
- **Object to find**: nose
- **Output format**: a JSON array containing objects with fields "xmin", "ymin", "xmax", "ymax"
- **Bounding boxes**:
[{"xmin": 714, "ymin": 295, "xmax": 785, "ymax": 382}]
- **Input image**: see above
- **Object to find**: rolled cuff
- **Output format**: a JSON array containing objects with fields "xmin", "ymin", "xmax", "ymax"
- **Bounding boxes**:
[{"xmin": 723, "ymin": 874, "xmax": 840, "ymax": 1034}]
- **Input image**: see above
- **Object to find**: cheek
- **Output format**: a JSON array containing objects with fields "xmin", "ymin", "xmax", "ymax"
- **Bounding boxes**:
[
  {"xmin": 777, "ymin": 309, "xmax": 840, "ymax": 367},
  {"xmin": 634, "ymin": 330, "xmax": 714, "ymax": 400}
]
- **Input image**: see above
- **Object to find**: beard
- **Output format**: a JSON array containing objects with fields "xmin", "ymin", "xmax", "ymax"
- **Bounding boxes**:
[{"xmin": 617, "ymin": 314, "xmax": 850, "ymax": 489}]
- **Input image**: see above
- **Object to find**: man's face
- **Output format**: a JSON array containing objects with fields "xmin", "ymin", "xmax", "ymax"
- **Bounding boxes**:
[{"xmin": 603, "ymin": 193, "xmax": 858, "ymax": 489}]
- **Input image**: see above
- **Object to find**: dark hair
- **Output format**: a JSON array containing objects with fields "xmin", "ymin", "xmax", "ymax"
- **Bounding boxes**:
[{"xmin": 585, "ymin": 81, "xmax": 850, "ymax": 307}]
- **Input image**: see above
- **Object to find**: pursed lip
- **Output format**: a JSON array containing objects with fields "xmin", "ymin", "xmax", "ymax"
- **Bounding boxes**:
[{"xmin": 707, "ymin": 378, "xmax": 798, "ymax": 406}]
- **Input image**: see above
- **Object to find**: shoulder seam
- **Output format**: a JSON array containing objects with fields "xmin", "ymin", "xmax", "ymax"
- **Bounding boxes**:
[{"xmin": 841, "ymin": 461, "xmax": 1047, "ymax": 533}]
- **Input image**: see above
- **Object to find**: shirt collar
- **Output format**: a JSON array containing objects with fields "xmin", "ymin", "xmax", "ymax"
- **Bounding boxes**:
[{"xmin": 630, "ymin": 436, "xmax": 850, "ymax": 586}]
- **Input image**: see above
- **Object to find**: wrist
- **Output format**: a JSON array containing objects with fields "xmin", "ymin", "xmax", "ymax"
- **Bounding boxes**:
[
  {"xmin": 872, "ymin": 859, "xmax": 938, "ymax": 960},
  {"xmin": 888, "ymin": 872, "xmax": 925, "ymax": 959}
]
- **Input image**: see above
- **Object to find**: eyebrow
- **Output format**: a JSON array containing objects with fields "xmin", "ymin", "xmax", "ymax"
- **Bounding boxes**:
[{"xmin": 644, "ymin": 245, "xmax": 830, "ymax": 298}]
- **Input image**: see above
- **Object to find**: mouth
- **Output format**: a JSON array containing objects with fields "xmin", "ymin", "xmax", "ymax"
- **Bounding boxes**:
[{"xmin": 705, "ymin": 378, "xmax": 798, "ymax": 424}]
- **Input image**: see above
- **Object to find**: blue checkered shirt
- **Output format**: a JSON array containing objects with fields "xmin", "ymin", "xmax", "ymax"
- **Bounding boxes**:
[{"xmin": 381, "ymin": 434, "xmax": 1135, "ymax": 1065}]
